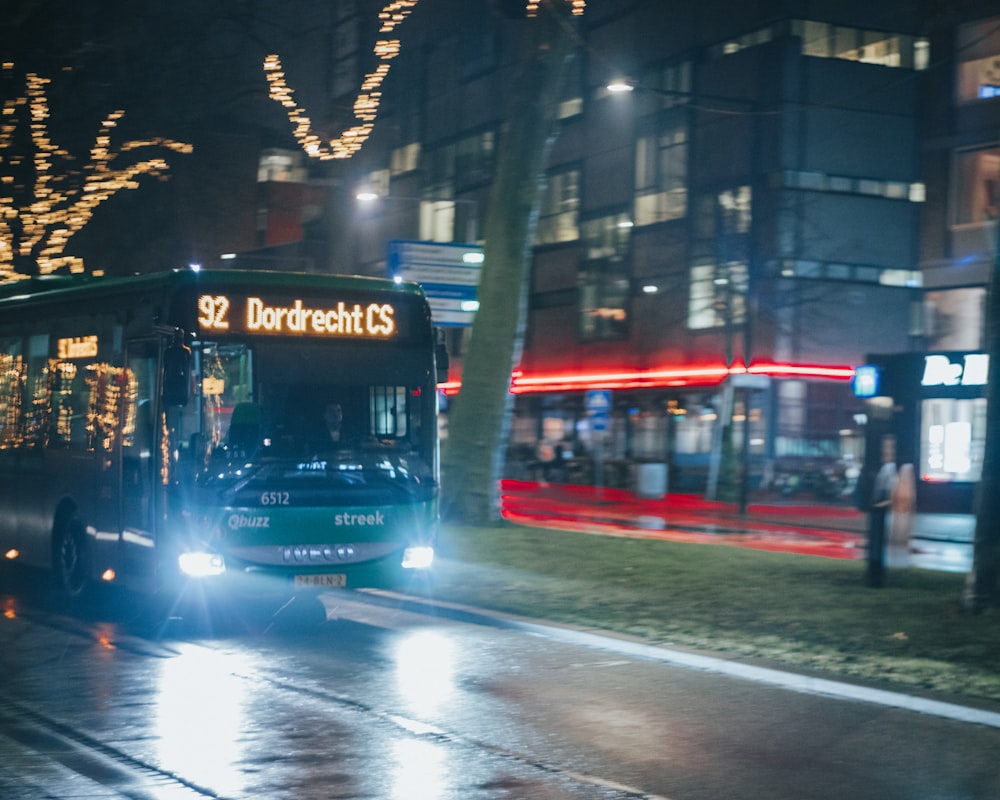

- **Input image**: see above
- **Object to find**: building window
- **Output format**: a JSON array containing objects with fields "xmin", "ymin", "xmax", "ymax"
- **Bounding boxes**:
[
  {"xmin": 711, "ymin": 20, "xmax": 928, "ymax": 69},
  {"xmin": 953, "ymin": 146, "xmax": 1000, "ymax": 225},
  {"xmin": 419, "ymin": 200, "xmax": 458, "ymax": 242},
  {"xmin": 925, "ymin": 288, "xmax": 986, "ymax": 350},
  {"xmin": 391, "ymin": 143, "xmax": 421, "ymax": 176},
  {"xmin": 454, "ymin": 130, "xmax": 495, "ymax": 191},
  {"xmin": 638, "ymin": 61, "xmax": 692, "ymax": 111},
  {"xmin": 635, "ymin": 115, "xmax": 687, "ymax": 225},
  {"xmin": 536, "ymin": 168, "xmax": 580, "ymax": 245},
  {"xmin": 257, "ymin": 149, "xmax": 306, "ymax": 183},
  {"xmin": 957, "ymin": 17, "xmax": 1000, "ymax": 102},
  {"xmin": 688, "ymin": 187, "xmax": 751, "ymax": 330},
  {"xmin": 558, "ymin": 54, "xmax": 584, "ymax": 120},
  {"xmin": 791, "ymin": 20, "xmax": 928, "ymax": 69},
  {"xmin": 780, "ymin": 170, "xmax": 925, "ymax": 202},
  {"xmin": 427, "ymin": 132, "xmax": 495, "ymax": 196},
  {"xmin": 688, "ymin": 262, "xmax": 748, "ymax": 330},
  {"xmin": 578, "ymin": 213, "xmax": 631, "ymax": 340}
]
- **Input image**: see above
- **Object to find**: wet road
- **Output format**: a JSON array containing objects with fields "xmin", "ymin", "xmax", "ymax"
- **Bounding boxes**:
[{"xmin": 1, "ymin": 576, "xmax": 999, "ymax": 800}]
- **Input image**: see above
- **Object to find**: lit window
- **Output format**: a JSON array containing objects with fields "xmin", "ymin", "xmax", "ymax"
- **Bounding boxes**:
[
  {"xmin": 792, "ymin": 20, "xmax": 928, "ymax": 69},
  {"xmin": 634, "ymin": 120, "xmax": 687, "ymax": 225},
  {"xmin": 256, "ymin": 149, "xmax": 306, "ymax": 183},
  {"xmin": 953, "ymin": 146, "xmax": 1000, "ymax": 225},
  {"xmin": 391, "ymin": 143, "xmax": 420, "ymax": 176},
  {"xmin": 536, "ymin": 168, "xmax": 580, "ymax": 245},
  {"xmin": 957, "ymin": 17, "xmax": 1000, "ymax": 103},
  {"xmin": 578, "ymin": 213, "xmax": 631, "ymax": 340}
]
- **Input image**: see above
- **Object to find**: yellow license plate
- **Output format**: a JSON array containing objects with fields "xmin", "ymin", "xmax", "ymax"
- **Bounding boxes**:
[{"xmin": 294, "ymin": 573, "xmax": 347, "ymax": 589}]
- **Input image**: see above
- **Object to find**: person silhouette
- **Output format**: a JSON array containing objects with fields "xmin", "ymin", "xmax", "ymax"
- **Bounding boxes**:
[{"xmin": 323, "ymin": 402, "xmax": 343, "ymax": 443}]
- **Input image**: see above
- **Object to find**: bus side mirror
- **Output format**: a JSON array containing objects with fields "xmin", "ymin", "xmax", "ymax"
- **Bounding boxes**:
[{"xmin": 163, "ymin": 341, "xmax": 192, "ymax": 407}]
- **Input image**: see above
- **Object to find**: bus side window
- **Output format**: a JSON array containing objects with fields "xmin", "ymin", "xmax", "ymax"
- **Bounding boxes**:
[
  {"xmin": 23, "ymin": 335, "xmax": 49, "ymax": 448},
  {"xmin": 0, "ymin": 339, "xmax": 23, "ymax": 450}
]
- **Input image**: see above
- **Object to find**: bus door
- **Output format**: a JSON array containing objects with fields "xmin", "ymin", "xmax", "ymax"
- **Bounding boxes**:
[{"xmin": 120, "ymin": 340, "xmax": 159, "ymax": 587}]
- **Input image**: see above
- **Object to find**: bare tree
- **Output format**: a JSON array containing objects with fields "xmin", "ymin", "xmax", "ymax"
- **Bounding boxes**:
[
  {"xmin": 0, "ymin": 65, "xmax": 191, "ymax": 279},
  {"xmin": 440, "ymin": 1, "xmax": 581, "ymax": 522}
]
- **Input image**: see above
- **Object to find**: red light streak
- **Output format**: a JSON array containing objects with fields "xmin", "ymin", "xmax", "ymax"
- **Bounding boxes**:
[{"xmin": 438, "ymin": 362, "xmax": 855, "ymax": 394}]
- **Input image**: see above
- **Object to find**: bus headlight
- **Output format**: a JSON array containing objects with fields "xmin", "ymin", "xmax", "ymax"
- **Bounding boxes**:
[
  {"xmin": 178, "ymin": 551, "xmax": 226, "ymax": 578},
  {"xmin": 401, "ymin": 546, "xmax": 434, "ymax": 570}
]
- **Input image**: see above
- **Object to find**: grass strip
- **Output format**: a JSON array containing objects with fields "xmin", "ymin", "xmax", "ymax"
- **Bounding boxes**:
[{"xmin": 430, "ymin": 521, "xmax": 1000, "ymax": 703}]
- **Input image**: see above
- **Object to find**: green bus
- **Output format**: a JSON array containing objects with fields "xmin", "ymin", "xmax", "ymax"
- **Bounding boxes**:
[{"xmin": 0, "ymin": 269, "xmax": 442, "ymax": 605}]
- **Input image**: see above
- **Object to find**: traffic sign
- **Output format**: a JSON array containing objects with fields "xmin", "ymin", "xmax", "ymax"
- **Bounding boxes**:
[
  {"xmin": 388, "ymin": 240, "xmax": 484, "ymax": 327},
  {"xmin": 585, "ymin": 389, "xmax": 612, "ymax": 431}
]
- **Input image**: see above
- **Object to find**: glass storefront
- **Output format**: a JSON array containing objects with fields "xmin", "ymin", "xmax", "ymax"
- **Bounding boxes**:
[{"xmin": 920, "ymin": 397, "xmax": 986, "ymax": 483}]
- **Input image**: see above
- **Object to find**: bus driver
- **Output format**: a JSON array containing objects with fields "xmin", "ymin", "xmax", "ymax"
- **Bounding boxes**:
[{"xmin": 323, "ymin": 402, "xmax": 344, "ymax": 443}]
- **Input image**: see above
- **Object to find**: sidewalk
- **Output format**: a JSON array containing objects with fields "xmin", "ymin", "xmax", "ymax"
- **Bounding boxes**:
[{"xmin": 498, "ymin": 479, "xmax": 974, "ymax": 571}]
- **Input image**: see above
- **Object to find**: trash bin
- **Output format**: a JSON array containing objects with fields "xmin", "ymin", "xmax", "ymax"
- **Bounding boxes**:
[{"xmin": 635, "ymin": 462, "xmax": 667, "ymax": 499}]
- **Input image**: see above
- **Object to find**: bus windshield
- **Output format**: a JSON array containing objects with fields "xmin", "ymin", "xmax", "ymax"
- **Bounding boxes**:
[{"xmin": 183, "ymin": 339, "xmax": 434, "ymax": 474}]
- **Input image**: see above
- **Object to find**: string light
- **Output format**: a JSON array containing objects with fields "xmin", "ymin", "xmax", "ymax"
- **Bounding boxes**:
[
  {"xmin": 266, "ymin": 0, "xmax": 585, "ymax": 161},
  {"xmin": 264, "ymin": 0, "xmax": 419, "ymax": 161},
  {"xmin": 0, "ymin": 63, "xmax": 193, "ymax": 280},
  {"xmin": 526, "ymin": 0, "xmax": 586, "ymax": 18}
]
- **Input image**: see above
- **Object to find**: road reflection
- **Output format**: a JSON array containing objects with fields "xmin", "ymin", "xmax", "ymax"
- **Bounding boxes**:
[
  {"xmin": 154, "ymin": 644, "xmax": 251, "ymax": 796},
  {"xmin": 394, "ymin": 628, "xmax": 456, "ymax": 717},
  {"xmin": 391, "ymin": 738, "xmax": 447, "ymax": 800}
]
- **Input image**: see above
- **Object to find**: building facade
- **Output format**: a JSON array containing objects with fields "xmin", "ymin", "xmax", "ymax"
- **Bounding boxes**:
[{"xmin": 257, "ymin": 0, "xmax": 1000, "ymax": 496}]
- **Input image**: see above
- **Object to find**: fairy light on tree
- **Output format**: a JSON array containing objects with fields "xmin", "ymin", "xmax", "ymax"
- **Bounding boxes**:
[
  {"xmin": 525, "ymin": 0, "xmax": 585, "ymax": 17},
  {"xmin": 0, "ymin": 63, "xmax": 192, "ymax": 281},
  {"xmin": 264, "ymin": 0, "xmax": 585, "ymax": 161},
  {"xmin": 263, "ymin": 0, "xmax": 420, "ymax": 161}
]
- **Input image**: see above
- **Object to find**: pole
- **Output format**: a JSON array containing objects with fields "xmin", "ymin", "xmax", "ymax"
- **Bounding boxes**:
[{"xmin": 964, "ymin": 220, "xmax": 1000, "ymax": 611}]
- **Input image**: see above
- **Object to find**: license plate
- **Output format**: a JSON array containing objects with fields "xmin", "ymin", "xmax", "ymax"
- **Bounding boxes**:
[{"xmin": 294, "ymin": 573, "xmax": 347, "ymax": 589}]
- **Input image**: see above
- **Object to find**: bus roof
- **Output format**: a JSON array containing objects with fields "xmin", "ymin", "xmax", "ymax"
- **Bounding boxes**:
[{"xmin": 0, "ymin": 269, "xmax": 427, "ymax": 307}]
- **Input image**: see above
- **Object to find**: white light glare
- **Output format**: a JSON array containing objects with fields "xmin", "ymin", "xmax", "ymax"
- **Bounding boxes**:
[
  {"xmin": 460, "ymin": 300, "xmax": 480, "ymax": 313},
  {"xmin": 462, "ymin": 251, "xmax": 485, "ymax": 264},
  {"xmin": 401, "ymin": 546, "xmax": 434, "ymax": 570},
  {"xmin": 356, "ymin": 191, "xmax": 380, "ymax": 201},
  {"xmin": 606, "ymin": 79, "xmax": 635, "ymax": 93},
  {"xmin": 178, "ymin": 551, "xmax": 226, "ymax": 578}
]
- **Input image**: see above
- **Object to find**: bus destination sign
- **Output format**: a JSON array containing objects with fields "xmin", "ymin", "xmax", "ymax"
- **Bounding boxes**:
[{"xmin": 197, "ymin": 294, "xmax": 397, "ymax": 339}]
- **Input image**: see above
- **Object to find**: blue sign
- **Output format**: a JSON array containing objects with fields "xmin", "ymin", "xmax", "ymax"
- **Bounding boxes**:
[
  {"xmin": 388, "ymin": 240, "xmax": 484, "ymax": 327},
  {"xmin": 852, "ymin": 365, "xmax": 880, "ymax": 398},
  {"xmin": 586, "ymin": 389, "xmax": 612, "ymax": 431}
]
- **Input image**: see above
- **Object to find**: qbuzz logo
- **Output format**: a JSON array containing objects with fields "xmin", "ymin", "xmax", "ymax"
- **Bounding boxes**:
[{"xmin": 228, "ymin": 513, "xmax": 271, "ymax": 529}]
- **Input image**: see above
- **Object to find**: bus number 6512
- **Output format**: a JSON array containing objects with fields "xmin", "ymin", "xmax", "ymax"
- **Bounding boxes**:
[{"xmin": 261, "ymin": 491, "xmax": 290, "ymax": 506}]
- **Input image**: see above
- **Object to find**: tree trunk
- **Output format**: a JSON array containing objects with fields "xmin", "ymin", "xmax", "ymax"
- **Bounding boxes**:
[
  {"xmin": 441, "ymin": 4, "xmax": 576, "ymax": 523},
  {"xmin": 964, "ymin": 222, "xmax": 1000, "ymax": 612}
]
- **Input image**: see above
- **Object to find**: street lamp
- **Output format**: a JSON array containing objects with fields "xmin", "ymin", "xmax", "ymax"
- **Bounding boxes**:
[
  {"xmin": 355, "ymin": 191, "xmax": 479, "ymax": 243},
  {"xmin": 605, "ymin": 78, "xmax": 636, "ymax": 94}
]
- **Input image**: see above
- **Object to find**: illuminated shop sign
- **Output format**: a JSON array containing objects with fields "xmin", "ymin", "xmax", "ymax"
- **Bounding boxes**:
[
  {"xmin": 57, "ymin": 335, "xmax": 98, "ymax": 359},
  {"xmin": 852, "ymin": 365, "xmax": 880, "ymax": 398},
  {"xmin": 921, "ymin": 353, "xmax": 988, "ymax": 388},
  {"xmin": 197, "ymin": 294, "xmax": 397, "ymax": 338}
]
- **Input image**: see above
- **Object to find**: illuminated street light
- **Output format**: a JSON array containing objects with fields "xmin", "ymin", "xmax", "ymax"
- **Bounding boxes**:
[{"xmin": 606, "ymin": 78, "xmax": 636, "ymax": 93}]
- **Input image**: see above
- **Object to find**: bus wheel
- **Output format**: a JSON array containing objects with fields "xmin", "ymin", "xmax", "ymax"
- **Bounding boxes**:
[{"xmin": 54, "ymin": 515, "xmax": 90, "ymax": 600}]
